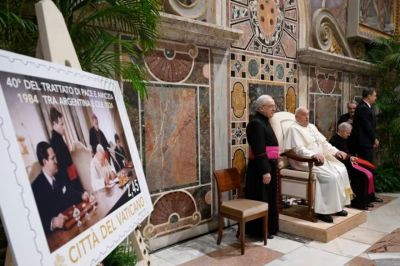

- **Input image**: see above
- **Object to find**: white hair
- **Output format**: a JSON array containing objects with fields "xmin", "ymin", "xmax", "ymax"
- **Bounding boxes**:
[
  {"xmin": 295, "ymin": 107, "xmax": 308, "ymax": 116},
  {"xmin": 254, "ymin": 95, "xmax": 273, "ymax": 111},
  {"xmin": 338, "ymin": 122, "xmax": 352, "ymax": 132}
]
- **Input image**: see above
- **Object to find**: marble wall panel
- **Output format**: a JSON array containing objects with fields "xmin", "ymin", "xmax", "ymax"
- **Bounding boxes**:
[
  {"xmin": 350, "ymin": 73, "xmax": 375, "ymax": 102},
  {"xmin": 310, "ymin": 95, "xmax": 341, "ymax": 139},
  {"xmin": 309, "ymin": 67, "xmax": 342, "ymax": 95},
  {"xmin": 309, "ymin": 67, "xmax": 343, "ymax": 138},
  {"xmin": 186, "ymin": 48, "xmax": 210, "ymax": 85},
  {"xmin": 189, "ymin": 185, "xmax": 212, "ymax": 221},
  {"xmin": 199, "ymin": 86, "xmax": 211, "ymax": 184},
  {"xmin": 143, "ymin": 85, "xmax": 198, "ymax": 193},
  {"xmin": 249, "ymin": 83, "xmax": 285, "ymax": 113},
  {"xmin": 123, "ymin": 82, "xmax": 141, "ymax": 150}
]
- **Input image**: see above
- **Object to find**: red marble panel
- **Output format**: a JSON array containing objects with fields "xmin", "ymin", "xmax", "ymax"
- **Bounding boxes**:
[{"xmin": 144, "ymin": 86, "xmax": 198, "ymax": 193}]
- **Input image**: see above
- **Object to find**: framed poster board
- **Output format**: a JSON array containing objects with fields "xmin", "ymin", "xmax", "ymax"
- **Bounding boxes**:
[{"xmin": 0, "ymin": 49, "xmax": 153, "ymax": 265}]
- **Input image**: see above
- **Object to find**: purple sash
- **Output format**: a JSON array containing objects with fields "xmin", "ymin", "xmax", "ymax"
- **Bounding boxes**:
[
  {"xmin": 352, "ymin": 162, "xmax": 375, "ymax": 194},
  {"xmin": 248, "ymin": 146, "xmax": 279, "ymax": 160}
]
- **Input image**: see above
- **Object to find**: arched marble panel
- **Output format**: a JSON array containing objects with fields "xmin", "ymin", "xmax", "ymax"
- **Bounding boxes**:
[
  {"xmin": 232, "ymin": 147, "xmax": 246, "ymax": 180},
  {"xmin": 231, "ymin": 81, "xmax": 247, "ymax": 119},
  {"xmin": 286, "ymin": 86, "xmax": 296, "ymax": 113},
  {"xmin": 143, "ymin": 191, "xmax": 201, "ymax": 238}
]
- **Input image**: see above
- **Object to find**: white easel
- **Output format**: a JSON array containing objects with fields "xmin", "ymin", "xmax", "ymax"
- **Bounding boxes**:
[{"xmin": 5, "ymin": 0, "xmax": 150, "ymax": 265}]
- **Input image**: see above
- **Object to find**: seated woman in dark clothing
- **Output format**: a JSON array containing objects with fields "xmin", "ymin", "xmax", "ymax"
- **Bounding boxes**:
[{"xmin": 329, "ymin": 122, "xmax": 375, "ymax": 210}]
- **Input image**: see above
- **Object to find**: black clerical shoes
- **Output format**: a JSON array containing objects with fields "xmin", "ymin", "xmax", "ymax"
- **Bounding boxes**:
[
  {"xmin": 351, "ymin": 202, "xmax": 369, "ymax": 210},
  {"xmin": 373, "ymin": 197, "xmax": 383, "ymax": 203},
  {"xmin": 335, "ymin": 210, "xmax": 348, "ymax": 216},
  {"xmin": 317, "ymin": 214, "xmax": 333, "ymax": 223},
  {"xmin": 367, "ymin": 203, "xmax": 374, "ymax": 208}
]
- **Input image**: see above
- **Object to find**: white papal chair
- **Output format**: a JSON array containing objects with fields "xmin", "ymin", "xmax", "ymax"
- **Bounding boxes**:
[{"xmin": 269, "ymin": 112, "xmax": 319, "ymax": 222}]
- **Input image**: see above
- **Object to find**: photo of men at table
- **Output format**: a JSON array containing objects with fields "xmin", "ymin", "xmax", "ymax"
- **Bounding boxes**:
[
  {"xmin": 27, "ymin": 105, "xmax": 138, "ymax": 251},
  {"xmin": 2, "ymin": 86, "xmax": 139, "ymax": 254}
]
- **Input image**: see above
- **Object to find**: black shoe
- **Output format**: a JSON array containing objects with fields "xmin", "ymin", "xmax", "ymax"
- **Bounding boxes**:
[
  {"xmin": 367, "ymin": 203, "xmax": 374, "ymax": 208},
  {"xmin": 267, "ymin": 234, "xmax": 274, "ymax": 239},
  {"xmin": 335, "ymin": 210, "xmax": 348, "ymax": 216},
  {"xmin": 373, "ymin": 197, "xmax": 383, "ymax": 203},
  {"xmin": 351, "ymin": 202, "xmax": 368, "ymax": 210},
  {"xmin": 317, "ymin": 214, "xmax": 333, "ymax": 223}
]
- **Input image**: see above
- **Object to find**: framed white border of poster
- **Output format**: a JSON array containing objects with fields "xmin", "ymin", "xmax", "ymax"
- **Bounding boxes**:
[{"xmin": 0, "ymin": 49, "xmax": 153, "ymax": 265}]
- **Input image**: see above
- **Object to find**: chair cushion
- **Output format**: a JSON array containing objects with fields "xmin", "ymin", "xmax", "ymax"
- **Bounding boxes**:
[
  {"xmin": 220, "ymin": 199, "xmax": 268, "ymax": 218},
  {"xmin": 280, "ymin": 169, "xmax": 316, "ymax": 180}
]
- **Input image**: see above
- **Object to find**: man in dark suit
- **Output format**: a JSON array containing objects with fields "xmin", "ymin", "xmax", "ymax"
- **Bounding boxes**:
[
  {"xmin": 31, "ymin": 142, "xmax": 90, "ymax": 235},
  {"xmin": 338, "ymin": 101, "xmax": 357, "ymax": 126},
  {"xmin": 49, "ymin": 107, "xmax": 83, "ymax": 191},
  {"xmin": 349, "ymin": 88, "xmax": 382, "ymax": 203},
  {"xmin": 246, "ymin": 95, "xmax": 279, "ymax": 238},
  {"xmin": 89, "ymin": 113, "xmax": 110, "ymax": 156}
]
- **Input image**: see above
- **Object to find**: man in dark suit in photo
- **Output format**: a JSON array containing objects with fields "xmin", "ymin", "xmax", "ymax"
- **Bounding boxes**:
[
  {"xmin": 89, "ymin": 113, "xmax": 110, "ymax": 156},
  {"xmin": 49, "ymin": 107, "xmax": 83, "ymax": 191},
  {"xmin": 31, "ymin": 142, "xmax": 90, "ymax": 235},
  {"xmin": 349, "ymin": 87, "xmax": 382, "ymax": 203}
]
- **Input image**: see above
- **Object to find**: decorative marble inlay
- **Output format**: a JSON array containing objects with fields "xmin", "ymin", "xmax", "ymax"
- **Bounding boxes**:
[
  {"xmin": 190, "ymin": 185, "xmax": 212, "ymax": 220},
  {"xmin": 231, "ymin": 3, "xmax": 249, "ymax": 21},
  {"xmin": 231, "ymin": 82, "xmax": 247, "ymax": 119},
  {"xmin": 248, "ymin": 59, "xmax": 259, "ymax": 77},
  {"xmin": 144, "ymin": 86, "xmax": 197, "ymax": 193},
  {"xmin": 234, "ymin": 60, "xmax": 243, "ymax": 72},
  {"xmin": 145, "ymin": 49, "xmax": 194, "ymax": 83},
  {"xmin": 275, "ymin": 64, "xmax": 285, "ymax": 80},
  {"xmin": 232, "ymin": 147, "xmax": 247, "ymax": 179},
  {"xmin": 249, "ymin": 0, "xmax": 284, "ymax": 46},
  {"xmin": 249, "ymin": 83, "xmax": 285, "ymax": 113},
  {"xmin": 230, "ymin": 0, "xmax": 298, "ymax": 58},
  {"xmin": 316, "ymin": 72, "xmax": 337, "ymax": 94},
  {"xmin": 286, "ymin": 86, "xmax": 296, "ymax": 113},
  {"xmin": 264, "ymin": 64, "xmax": 271, "ymax": 73},
  {"xmin": 231, "ymin": 122, "xmax": 247, "ymax": 145},
  {"xmin": 143, "ymin": 191, "xmax": 201, "ymax": 238}
]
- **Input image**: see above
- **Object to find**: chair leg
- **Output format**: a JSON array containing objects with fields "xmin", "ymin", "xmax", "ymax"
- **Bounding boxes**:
[
  {"xmin": 240, "ymin": 220, "xmax": 245, "ymax": 255},
  {"xmin": 263, "ymin": 214, "xmax": 268, "ymax": 246},
  {"xmin": 236, "ymin": 224, "xmax": 240, "ymax": 239},
  {"xmin": 217, "ymin": 215, "xmax": 223, "ymax": 245}
]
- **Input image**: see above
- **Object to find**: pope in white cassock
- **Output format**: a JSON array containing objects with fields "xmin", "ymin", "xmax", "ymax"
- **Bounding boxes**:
[{"xmin": 284, "ymin": 107, "xmax": 353, "ymax": 223}]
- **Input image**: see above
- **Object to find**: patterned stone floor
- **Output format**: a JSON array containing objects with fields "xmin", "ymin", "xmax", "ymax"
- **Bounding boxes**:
[{"xmin": 150, "ymin": 193, "xmax": 400, "ymax": 266}]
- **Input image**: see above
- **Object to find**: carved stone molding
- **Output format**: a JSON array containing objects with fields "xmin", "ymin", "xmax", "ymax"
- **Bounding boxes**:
[
  {"xmin": 298, "ymin": 47, "xmax": 376, "ymax": 75},
  {"xmin": 312, "ymin": 8, "xmax": 353, "ymax": 57},
  {"xmin": 158, "ymin": 12, "xmax": 242, "ymax": 48}
]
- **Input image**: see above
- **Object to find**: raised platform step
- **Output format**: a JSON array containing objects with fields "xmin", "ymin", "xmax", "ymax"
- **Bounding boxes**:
[{"xmin": 279, "ymin": 207, "xmax": 367, "ymax": 242}]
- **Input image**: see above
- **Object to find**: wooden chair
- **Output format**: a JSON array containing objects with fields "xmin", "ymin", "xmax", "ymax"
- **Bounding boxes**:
[
  {"xmin": 213, "ymin": 168, "xmax": 268, "ymax": 255},
  {"xmin": 269, "ymin": 112, "xmax": 319, "ymax": 222}
]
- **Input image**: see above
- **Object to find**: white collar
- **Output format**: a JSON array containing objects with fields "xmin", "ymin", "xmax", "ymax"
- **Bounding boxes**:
[
  {"xmin": 363, "ymin": 99, "xmax": 371, "ymax": 108},
  {"xmin": 42, "ymin": 170, "xmax": 55, "ymax": 186}
]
